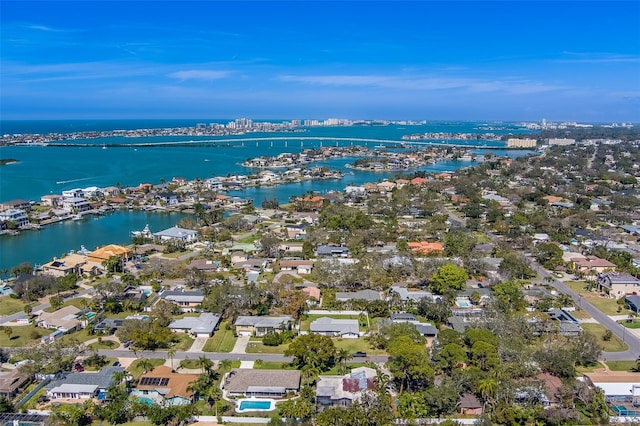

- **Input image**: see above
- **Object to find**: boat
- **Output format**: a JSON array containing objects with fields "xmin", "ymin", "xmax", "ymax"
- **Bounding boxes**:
[
  {"xmin": 374, "ymin": 145, "xmax": 386, "ymax": 150},
  {"xmin": 102, "ymin": 144, "xmax": 107, "ymax": 150},
  {"xmin": 72, "ymin": 214, "xmax": 83, "ymax": 221}
]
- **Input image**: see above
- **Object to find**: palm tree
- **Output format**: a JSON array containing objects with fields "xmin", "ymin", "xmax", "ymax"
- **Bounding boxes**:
[
  {"xmin": 198, "ymin": 355, "xmax": 213, "ymax": 375},
  {"xmin": 476, "ymin": 378, "xmax": 497, "ymax": 411},
  {"xmin": 336, "ymin": 348, "xmax": 350, "ymax": 367},
  {"xmin": 167, "ymin": 347, "xmax": 176, "ymax": 371},
  {"xmin": 137, "ymin": 358, "xmax": 154, "ymax": 374},
  {"xmin": 219, "ymin": 359, "xmax": 232, "ymax": 372}
]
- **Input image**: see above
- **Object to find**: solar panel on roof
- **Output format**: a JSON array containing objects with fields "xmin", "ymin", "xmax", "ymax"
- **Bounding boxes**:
[{"xmin": 139, "ymin": 377, "xmax": 169, "ymax": 386}]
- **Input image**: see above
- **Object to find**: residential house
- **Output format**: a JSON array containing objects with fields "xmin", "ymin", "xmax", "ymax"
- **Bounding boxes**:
[
  {"xmin": 131, "ymin": 366, "xmax": 199, "ymax": 406},
  {"xmin": 458, "ymin": 393, "xmax": 483, "ymax": 415},
  {"xmin": 335, "ymin": 289, "xmax": 381, "ymax": 302},
  {"xmin": 0, "ymin": 209, "xmax": 29, "ymax": 228},
  {"xmin": 101, "ymin": 186, "xmax": 121, "ymax": 197},
  {"xmin": 280, "ymin": 260, "xmax": 314, "ymax": 275},
  {"xmin": 545, "ymin": 308, "xmax": 583, "ymax": 336},
  {"xmin": 93, "ymin": 318, "xmax": 125, "ymax": 335},
  {"xmin": 188, "ymin": 259, "xmax": 221, "ymax": 271},
  {"xmin": 46, "ymin": 366, "xmax": 124, "ymax": 400},
  {"xmin": 625, "ymin": 295, "xmax": 640, "ymax": 313},
  {"xmin": 294, "ymin": 195, "xmax": 325, "ymax": 211},
  {"xmin": 234, "ymin": 315, "xmax": 293, "ymax": 336},
  {"xmin": 87, "ymin": 244, "xmax": 130, "ymax": 265},
  {"xmin": 0, "ymin": 370, "xmax": 30, "ymax": 399},
  {"xmin": 41, "ymin": 253, "xmax": 87, "ymax": 277},
  {"xmin": 169, "ymin": 313, "xmax": 221, "ymax": 337},
  {"xmin": 154, "ymin": 226, "xmax": 198, "ymax": 243},
  {"xmin": 597, "ymin": 273, "xmax": 640, "ymax": 299},
  {"xmin": 0, "ymin": 199, "xmax": 31, "ymax": 212},
  {"xmin": 160, "ymin": 289, "xmax": 204, "ymax": 311},
  {"xmin": 37, "ymin": 306, "xmax": 83, "ymax": 332},
  {"xmin": 62, "ymin": 197, "xmax": 91, "ymax": 213},
  {"xmin": 316, "ymin": 367, "xmax": 377, "ymax": 409},
  {"xmin": 583, "ymin": 371, "xmax": 640, "ymax": 404},
  {"xmin": 317, "ymin": 244, "xmax": 350, "ymax": 257},
  {"xmin": 155, "ymin": 192, "xmax": 179, "ymax": 206},
  {"xmin": 62, "ymin": 189, "xmax": 84, "ymax": 199},
  {"xmin": 389, "ymin": 313, "xmax": 438, "ymax": 337},
  {"xmin": 40, "ymin": 194, "xmax": 63, "ymax": 207},
  {"xmin": 302, "ymin": 286, "xmax": 321, "ymax": 303},
  {"xmin": 310, "ymin": 317, "xmax": 360, "ymax": 338},
  {"xmin": 571, "ymin": 256, "xmax": 617, "ymax": 274},
  {"xmin": 390, "ymin": 286, "xmax": 435, "ymax": 304},
  {"xmin": 233, "ymin": 257, "xmax": 271, "ymax": 272},
  {"xmin": 224, "ymin": 369, "xmax": 301, "ymax": 398},
  {"xmin": 285, "ymin": 223, "xmax": 310, "ymax": 239},
  {"xmin": 407, "ymin": 241, "xmax": 444, "ymax": 255}
]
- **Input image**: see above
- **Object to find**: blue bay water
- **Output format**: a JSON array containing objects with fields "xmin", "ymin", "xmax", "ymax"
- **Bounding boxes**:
[{"xmin": 0, "ymin": 120, "xmax": 535, "ymax": 270}]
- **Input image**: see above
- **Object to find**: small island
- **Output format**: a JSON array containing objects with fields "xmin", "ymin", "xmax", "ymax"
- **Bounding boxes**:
[{"xmin": 0, "ymin": 158, "xmax": 19, "ymax": 166}]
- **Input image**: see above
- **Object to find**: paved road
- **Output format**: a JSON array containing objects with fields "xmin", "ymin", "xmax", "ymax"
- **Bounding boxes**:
[
  {"xmin": 96, "ymin": 349, "xmax": 390, "ymax": 364},
  {"xmin": 528, "ymin": 260, "xmax": 640, "ymax": 361}
]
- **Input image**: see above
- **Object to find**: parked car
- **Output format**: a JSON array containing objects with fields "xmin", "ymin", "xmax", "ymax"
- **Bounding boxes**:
[
  {"xmin": 112, "ymin": 361, "xmax": 121, "ymax": 367},
  {"xmin": 73, "ymin": 363, "xmax": 84, "ymax": 372},
  {"xmin": 352, "ymin": 351, "xmax": 367, "ymax": 358}
]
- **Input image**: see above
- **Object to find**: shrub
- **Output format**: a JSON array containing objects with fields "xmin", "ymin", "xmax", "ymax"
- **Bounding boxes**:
[{"xmin": 262, "ymin": 331, "xmax": 283, "ymax": 346}]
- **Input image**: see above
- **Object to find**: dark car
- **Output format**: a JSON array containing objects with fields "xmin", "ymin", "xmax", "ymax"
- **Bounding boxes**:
[
  {"xmin": 352, "ymin": 351, "xmax": 367, "ymax": 358},
  {"xmin": 112, "ymin": 361, "xmax": 121, "ymax": 367}
]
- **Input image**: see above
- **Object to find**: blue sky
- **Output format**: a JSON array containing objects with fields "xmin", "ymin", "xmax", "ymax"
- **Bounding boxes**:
[{"xmin": 1, "ymin": 1, "xmax": 639, "ymax": 122}]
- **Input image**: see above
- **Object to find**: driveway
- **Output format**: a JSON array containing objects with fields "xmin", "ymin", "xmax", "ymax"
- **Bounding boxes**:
[
  {"xmin": 187, "ymin": 336, "xmax": 209, "ymax": 353},
  {"xmin": 231, "ymin": 335, "xmax": 250, "ymax": 354}
]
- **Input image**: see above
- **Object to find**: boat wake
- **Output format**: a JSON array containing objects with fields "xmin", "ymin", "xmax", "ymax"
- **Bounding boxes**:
[{"xmin": 56, "ymin": 177, "xmax": 98, "ymax": 184}]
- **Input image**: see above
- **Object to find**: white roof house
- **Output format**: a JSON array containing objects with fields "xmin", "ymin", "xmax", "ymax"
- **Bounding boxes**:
[
  {"xmin": 310, "ymin": 317, "xmax": 360, "ymax": 338},
  {"xmin": 154, "ymin": 226, "xmax": 198, "ymax": 242},
  {"xmin": 169, "ymin": 313, "xmax": 221, "ymax": 337}
]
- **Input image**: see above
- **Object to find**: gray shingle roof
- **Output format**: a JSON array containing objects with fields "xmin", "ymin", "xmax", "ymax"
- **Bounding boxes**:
[
  {"xmin": 46, "ymin": 366, "xmax": 124, "ymax": 390},
  {"xmin": 310, "ymin": 317, "xmax": 359, "ymax": 335}
]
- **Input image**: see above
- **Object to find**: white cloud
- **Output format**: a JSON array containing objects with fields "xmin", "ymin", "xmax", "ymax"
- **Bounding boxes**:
[
  {"xmin": 278, "ymin": 73, "xmax": 567, "ymax": 95},
  {"xmin": 168, "ymin": 70, "xmax": 231, "ymax": 80}
]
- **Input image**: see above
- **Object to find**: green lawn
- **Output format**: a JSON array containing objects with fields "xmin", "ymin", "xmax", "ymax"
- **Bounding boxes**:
[
  {"xmin": 88, "ymin": 339, "xmax": 119, "ymax": 350},
  {"xmin": 569, "ymin": 309, "xmax": 592, "ymax": 320},
  {"xmin": 564, "ymin": 281, "xmax": 626, "ymax": 316},
  {"xmin": 128, "ymin": 358, "xmax": 165, "ymax": 378},
  {"xmin": 43, "ymin": 297, "xmax": 90, "ymax": 313},
  {"xmin": 300, "ymin": 314, "xmax": 369, "ymax": 332},
  {"xmin": 333, "ymin": 338, "xmax": 387, "ymax": 356},
  {"xmin": 60, "ymin": 328, "xmax": 104, "ymax": 345},
  {"xmin": 253, "ymin": 361, "xmax": 296, "ymax": 370},
  {"xmin": 171, "ymin": 333, "xmax": 194, "ymax": 351},
  {"xmin": 203, "ymin": 322, "xmax": 237, "ymax": 352},
  {"xmin": 606, "ymin": 361, "xmax": 637, "ymax": 372},
  {"xmin": 236, "ymin": 233, "xmax": 260, "ymax": 243},
  {"xmin": 0, "ymin": 296, "xmax": 25, "ymax": 316},
  {"xmin": 161, "ymin": 250, "xmax": 193, "ymax": 259},
  {"xmin": 246, "ymin": 342, "xmax": 289, "ymax": 354},
  {"xmin": 582, "ymin": 323, "xmax": 628, "ymax": 352},
  {"xmin": 0, "ymin": 325, "xmax": 48, "ymax": 347},
  {"xmin": 619, "ymin": 320, "xmax": 640, "ymax": 329},
  {"xmin": 179, "ymin": 359, "xmax": 201, "ymax": 369}
]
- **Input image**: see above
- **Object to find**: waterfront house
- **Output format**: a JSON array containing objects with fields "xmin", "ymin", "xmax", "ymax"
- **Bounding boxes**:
[
  {"xmin": 160, "ymin": 289, "xmax": 204, "ymax": 311},
  {"xmin": 294, "ymin": 195, "xmax": 325, "ymax": 211},
  {"xmin": 204, "ymin": 178, "xmax": 223, "ymax": 191},
  {"xmin": 87, "ymin": 244, "xmax": 130, "ymax": 265},
  {"xmin": 62, "ymin": 197, "xmax": 91, "ymax": 213},
  {"xmin": 0, "ymin": 199, "xmax": 31, "ymax": 212},
  {"xmin": 40, "ymin": 194, "xmax": 63, "ymax": 208},
  {"xmin": 46, "ymin": 366, "xmax": 123, "ymax": 401},
  {"xmin": 310, "ymin": 317, "xmax": 360, "ymax": 338},
  {"xmin": 597, "ymin": 272, "xmax": 640, "ymax": 299},
  {"xmin": 154, "ymin": 226, "xmax": 198, "ymax": 243},
  {"xmin": 234, "ymin": 315, "xmax": 294, "ymax": 336},
  {"xmin": 224, "ymin": 369, "xmax": 301, "ymax": 398},
  {"xmin": 0, "ymin": 208, "xmax": 30, "ymax": 228},
  {"xmin": 0, "ymin": 370, "xmax": 30, "ymax": 399},
  {"xmin": 169, "ymin": 313, "xmax": 221, "ymax": 337},
  {"xmin": 62, "ymin": 188, "xmax": 84, "ymax": 199},
  {"xmin": 41, "ymin": 253, "xmax": 87, "ymax": 277},
  {"xmin": 316, "ymin": 367, "xmax": 377, "ymax": 409},
  {"xmin": 37, "ymin": 306, "xmax": 82, "ymax": 332},
  {"xmin": 131, "ymin": 366, "xmax": 199, "ymax": 406},
  {"xmin": 155, "ymin": 192, "xmax": 179, "ymax": 206}
]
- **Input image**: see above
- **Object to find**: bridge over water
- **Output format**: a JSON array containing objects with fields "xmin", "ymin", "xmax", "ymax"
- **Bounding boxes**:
[{"xmin": 45, "ymin": 136, "xmax": 502, "ymax": 149}]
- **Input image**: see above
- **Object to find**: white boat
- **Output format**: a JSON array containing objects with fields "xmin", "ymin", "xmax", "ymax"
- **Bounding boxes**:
[{"xmin": 72, "ymin": 214, "xmax": 83, "ymax": 221}]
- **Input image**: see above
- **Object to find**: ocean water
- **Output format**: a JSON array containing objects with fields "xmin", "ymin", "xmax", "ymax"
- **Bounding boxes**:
[{"xmin": 0, "ymin": 120, "xmax": 536, "ymax": 270}]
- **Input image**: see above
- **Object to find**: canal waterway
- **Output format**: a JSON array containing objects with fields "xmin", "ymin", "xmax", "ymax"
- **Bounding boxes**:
[{"xmin": 0, "ymin": 120, "xmax": 536, "ymax": 271}]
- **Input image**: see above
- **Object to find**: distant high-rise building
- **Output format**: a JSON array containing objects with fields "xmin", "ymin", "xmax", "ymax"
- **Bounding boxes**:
[
  {"xmin": 507, "ymin": 138, "xmax": 537, "ymax": 148},
  {"xmin": 548, "ymin": 138, "xmax": 576, "ymax": 146}
]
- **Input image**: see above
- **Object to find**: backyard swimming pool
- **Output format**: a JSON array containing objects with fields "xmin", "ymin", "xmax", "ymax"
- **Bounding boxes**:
[
  {"xmin": 455, "ymin": 300, "xmax": 470, "ymax": 307},
  {"xmin": 236, "ymin": 398, "xmax": 276, "ymax": 412},
  {"xmin": 137, "ymin": 397, "xmax": 155, "ymax": 405}
]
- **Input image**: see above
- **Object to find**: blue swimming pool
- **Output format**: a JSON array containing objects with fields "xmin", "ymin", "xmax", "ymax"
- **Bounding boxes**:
[
  {"xmin": 138, "ymin": 397, "xmax": 155, "ymax": 405},
  {"xmin": 85, "ymin": 312, "xmax": 96, "ymax": 319},
  {"xmin": 456, "ymin": 300, "xmax": 470, "ymax": 307},
  {"xmin": 237, "ymin": 399, "xmax": 275, "ymax": 412}
]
